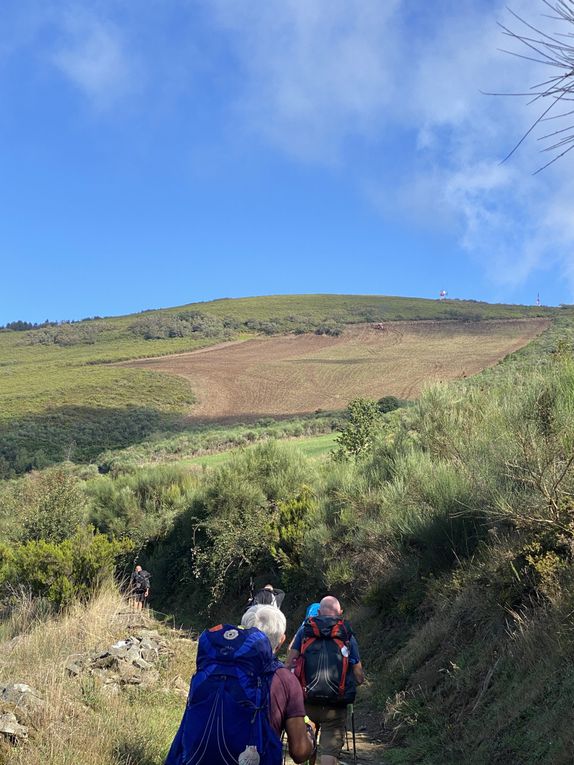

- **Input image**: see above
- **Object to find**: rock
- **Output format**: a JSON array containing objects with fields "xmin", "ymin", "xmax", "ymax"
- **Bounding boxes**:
[
  {"xmin": 109, "ymin": 640, "xmax": 131, "ymax": 660},
  {"xmin": 0, "ymin": 684, "xmax": 43, "ymax": 710},
  {"xmin": 173, "ymin": 675, "xmax": 189, "ymax": 698},
  {"xmin": 0, "ymin": 712, "xmax": 28, "ymax": 741},
  {"xmin": 91, "ymin": 650, "xmax": 111, "ymax": 661},
  {"xmin": 133, "ymin": 657, "xmax": 152, "ymax": 671},
  {"xmin": 140, "ymin": 668, "xmax": 160, "ymax": 688},
  {"xmin": 65, "ymin": 630, "xmax": 169, "ymax": 692},
  {"xmin": 66, "ymin": 662, "xmax": 83, "ymax": 677},
  {"xmin": 173, "ymin": 675, "xmax": 189, "ymax": 692},
  {"xmin": 92, "ymin": 654, "xmax": 118, "ymax": 670},
  {"xmin": 117, "ymin": 663, "xmax": 144, "ymax": 685},
  {"xmin": 140, "ymin": 646, "xmax": 159, "ymax": 663},
  {"xmin": 136, "ymin": 629, "xmax": 161, "ymax": 642},
  {"xmin": 124, "ymin": 645, "xmax": 142, "ymax": 665}
]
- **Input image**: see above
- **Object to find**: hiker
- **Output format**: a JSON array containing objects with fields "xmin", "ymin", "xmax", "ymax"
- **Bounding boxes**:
[
  {"xmin": 129, "ymin": 564, "xmax": 150, "ymax": 611},
  {"xmin": 164, "ymin": 604, "xmax": 315, "ymax": 765},
  {"xmin": 247, "ymin": 583, "xmax": 286, "ymax": 610},
  {"xmin": 287, "ymin": 596, "xmax": 365, "ymax": 765}
]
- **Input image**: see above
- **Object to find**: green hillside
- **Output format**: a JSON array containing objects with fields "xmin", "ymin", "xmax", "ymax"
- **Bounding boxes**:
[
  {"xmin": 0, "ymin": 294, "xmax": 559, "ymax": 477},
  {"xmin": 2, "ymin": 302, "xmax": 574, "ymax": 763}
]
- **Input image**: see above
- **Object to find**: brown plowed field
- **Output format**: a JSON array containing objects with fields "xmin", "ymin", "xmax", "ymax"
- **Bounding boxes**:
[{"xmin": 122, "ymin": 319, "xmax": 549, "ymax": 422}]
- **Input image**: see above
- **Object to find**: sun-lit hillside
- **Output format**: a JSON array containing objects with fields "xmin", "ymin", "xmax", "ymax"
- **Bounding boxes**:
[{"xmin": 0, "ymin": 294, "xmax": 559, "ymax": 477}]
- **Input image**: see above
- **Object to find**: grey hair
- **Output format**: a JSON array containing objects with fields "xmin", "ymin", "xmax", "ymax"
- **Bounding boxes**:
[{"xmin": 241, "ymin": 605, "xmax": 286, "ymax": 651}]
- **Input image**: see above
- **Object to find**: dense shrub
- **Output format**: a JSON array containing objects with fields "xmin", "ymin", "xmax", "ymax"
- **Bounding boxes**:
[
  {"xmin": 0, "ymin": 467, "xmax": 88, "ymax": 543},
  {"xmin": 130, "ymin": 312, "xmax": 229, "ymax": 340},
  {"xmin": 378, "ymin": 395, "xmax": 403, "ymax": 413},
  {"xmin": 314, "ymin": 323, "xmax": 343, "ymax": 336},
  {"xmin": 23, "ymin": 323, "xmax": 107, "ymax": 346},
  {"xmin": 148, "ymin": 442, "xmax": 318, "ymax": 609},
  {"xmin": 87, "ymin": 464, "xmax": 196, "ymax": 545},
  {"xmin": 0, "ymin": 528, "xmax": 130, "ymax": 608}
]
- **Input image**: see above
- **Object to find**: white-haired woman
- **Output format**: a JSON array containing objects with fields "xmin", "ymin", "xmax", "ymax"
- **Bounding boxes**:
[{"xmin": 241, "ymin": 605, "xmax": 315, "ymax": 764}]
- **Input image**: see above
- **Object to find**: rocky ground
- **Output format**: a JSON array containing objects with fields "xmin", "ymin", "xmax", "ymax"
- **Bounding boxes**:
[{"xmin": 0, "ymin": 606, "xmax": 386, "ymax": 763}]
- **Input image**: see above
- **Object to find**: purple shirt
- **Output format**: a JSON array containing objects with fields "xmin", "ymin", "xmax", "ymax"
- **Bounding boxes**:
[{"xmin": 269, "ymin": 667, "xmax": 306, "ymax": 736}]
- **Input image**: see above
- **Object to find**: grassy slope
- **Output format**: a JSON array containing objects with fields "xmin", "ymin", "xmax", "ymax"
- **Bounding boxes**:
[
  {"xmin": 3, "ymin": 316, "xmax": 574, "ymax": 764},
  {"xmin": 0, "ymin": 294, "xmax": 558, "ymax": 475},
  {"xmin": 161, "ymin": 293, "xmax": 555, "ymax": 322},
  {"xmin": 0, "ymin": 586, "xmax": 195, "ymax": 765}
]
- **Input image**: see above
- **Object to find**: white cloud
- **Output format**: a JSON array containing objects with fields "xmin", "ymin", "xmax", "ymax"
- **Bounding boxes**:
[
  {"xmin": 51, "ymin": 8, "xmax": 136, "ymax": 109},
  {"xmin": 212, "ymin": 0, "xmax": 402, "ymax": 162},
  {"xmin": 209, "ymin": 0, "xmax": 574, "ymax": 298}
]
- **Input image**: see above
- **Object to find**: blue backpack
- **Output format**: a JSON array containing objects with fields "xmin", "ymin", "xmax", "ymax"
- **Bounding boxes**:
[
  {"xmin": 305, "ymin": 603, "xmax": 320, "ymax": 618},
  {"xmin": 164, "ymin": 624, "xmax": 283, "ymax": 765}
]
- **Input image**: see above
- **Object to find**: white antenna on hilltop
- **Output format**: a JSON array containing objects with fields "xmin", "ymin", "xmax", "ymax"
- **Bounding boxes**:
[
  {"xmin": 439, "ymin": 289, "xmax": 448, "ymax": 300},
  {"xmin": 536, "ymin": 293, "xmax": 541, "ymax": 307}
]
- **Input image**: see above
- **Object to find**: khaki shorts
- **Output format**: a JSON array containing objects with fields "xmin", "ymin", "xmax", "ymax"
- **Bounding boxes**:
[{"xmin": 305, "ymin": 703, "xmax": 348, "ymax": 758}]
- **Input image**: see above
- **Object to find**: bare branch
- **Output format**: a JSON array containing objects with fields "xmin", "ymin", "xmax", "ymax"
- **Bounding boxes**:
[{"xmin": 498, "ymin": 1, "xmax": 574, "ymax": 170}]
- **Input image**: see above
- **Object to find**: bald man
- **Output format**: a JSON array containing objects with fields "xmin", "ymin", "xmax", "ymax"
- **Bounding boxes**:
[{"xmin": 287, "ymin": 596, "xmax": 364, "ymax": 765}]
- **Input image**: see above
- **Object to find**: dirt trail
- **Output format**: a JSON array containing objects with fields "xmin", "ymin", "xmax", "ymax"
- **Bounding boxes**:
[
  {"xmin": 280, "ymin": 704, "xmax": 386, "ymax": 764},
  {"xmin": 120, "ymin": 319, "xmax": 549, "ymax": 423}
]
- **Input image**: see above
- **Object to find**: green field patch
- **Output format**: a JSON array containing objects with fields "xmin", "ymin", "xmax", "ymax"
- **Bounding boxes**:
[{"xmin": 182, "ymin": 432, "xmax": 338, "ymax": 468}]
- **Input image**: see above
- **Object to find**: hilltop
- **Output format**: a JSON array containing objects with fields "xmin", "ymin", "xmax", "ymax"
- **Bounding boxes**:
[{"xmin": 0, "ymin": 293, "xmax": 559, "ymax": 476}]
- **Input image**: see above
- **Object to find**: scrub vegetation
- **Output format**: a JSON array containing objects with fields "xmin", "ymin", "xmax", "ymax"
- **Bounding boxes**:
[{"xmin": 2, "ymin": 297, "xmax": 574, "ymax": 763}]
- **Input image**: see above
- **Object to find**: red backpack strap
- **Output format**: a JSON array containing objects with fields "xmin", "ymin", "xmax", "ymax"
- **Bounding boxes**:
[
  {"xmin": 307, "ymin": 617, "xmax": 321, "ymax": 637},
  {"xmin": 295, "ymin": 626, "xmax": 319, "ymax": 698},
  {"xmin": 294, "ymin": 636, "xmax": 316, "ymax": 694},
  {"xmin": 331, "ymin": 620, "xmax": 351, "ymax": 699}
]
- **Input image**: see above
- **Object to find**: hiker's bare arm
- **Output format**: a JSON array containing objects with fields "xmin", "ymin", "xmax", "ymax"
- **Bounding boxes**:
[
  {"xmin": 353, "ymin": 661, "xmax": 365, "ymax": 685},
  {"xmin": 286, "ymin": 648, "xmax": 300, "ymax": 669},
  {"xmin": 285, "ymin": 716, "xmax": 314, "ymax": 763}
]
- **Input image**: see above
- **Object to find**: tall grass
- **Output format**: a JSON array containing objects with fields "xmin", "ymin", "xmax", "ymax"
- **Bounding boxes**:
[{"xmin": 0, "ymin": 585, "xmax": 193, "ymax": 765}]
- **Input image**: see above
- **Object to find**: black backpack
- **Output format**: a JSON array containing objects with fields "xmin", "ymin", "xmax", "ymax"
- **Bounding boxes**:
[
  {"xmin": 133, "ymin": 570, "xmax": 151, "ymax": 592},
  {"xmin": 294, "ymin": 616, "xmax": 356, "ymax": 706},
  {"xmin": 250, "ymin": 588, "xmax": 285, "ymax": 610}
]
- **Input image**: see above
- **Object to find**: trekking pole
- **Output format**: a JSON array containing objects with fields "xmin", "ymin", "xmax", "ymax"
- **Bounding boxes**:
[{"xmin": 350, "ymin": 704, "xmax": 357, "ymax": 765}]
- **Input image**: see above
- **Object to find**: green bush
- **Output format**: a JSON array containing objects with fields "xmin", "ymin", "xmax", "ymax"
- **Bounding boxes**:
[
  {"xmin": 0, "ymin": 467, "xmax": 88, "ymax": 543},
  {"xmin": 0, "ymin": 528, "xmax": 131, "ymax": 608},
  {"xmin": 334, "ymin": 397, "xmax": 382, "ymax": 459},
  {"xmin": 148, "ymin": 441, "xmax": 318, "ymax": 610},
  {"xmin": 378, "ymin": 395, "xmax": 403, "ymax": 413},
  {"xmin": 87, "ymin": 464, "xmax": 196, "ymax": 545}
]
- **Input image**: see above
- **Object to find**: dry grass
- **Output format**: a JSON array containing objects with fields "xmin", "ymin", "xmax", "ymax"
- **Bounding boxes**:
[
  {"xmin": 122, "ymin": 320, "xmax": 549, "ymax": 422},
  {"xmin": 0, "ymin": 587, "xmax": 194, "ymax": 765}
]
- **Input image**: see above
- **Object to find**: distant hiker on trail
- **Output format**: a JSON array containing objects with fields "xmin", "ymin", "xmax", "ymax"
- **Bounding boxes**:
[
  {"xmin": 129, "ymin": 564, "xmax": 150, "ymax": 611},
  {"xmin": 247, "ymin": 583, "xmax": 286, "ymax": 610},
  {"xmin": 287, "ymin": 596, "xmax": 365, "ymax": 765},
  {"xmin": 164, "ymin": 604, "xmax": 315, "ymax": 765}
]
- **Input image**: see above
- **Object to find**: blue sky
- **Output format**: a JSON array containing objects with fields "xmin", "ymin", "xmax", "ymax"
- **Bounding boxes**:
[{"xmin": 1, "ymin": 0, "xmax": 573, "ymax": 324}]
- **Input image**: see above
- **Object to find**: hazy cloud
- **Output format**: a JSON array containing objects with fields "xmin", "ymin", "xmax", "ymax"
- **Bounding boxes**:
[
  {"xmin": 211, "ymin": 0, "xmax": 402, "ymax": 162},
  {"xmin": 51, "ymin": 7, "xmax": 136, "ymax": 109}
]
